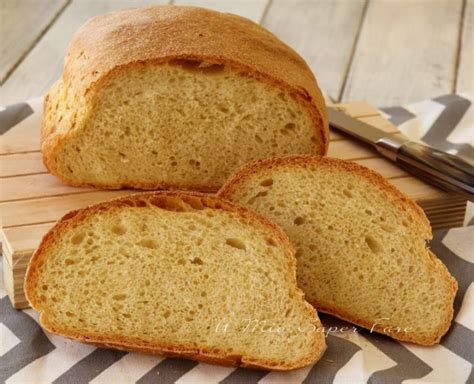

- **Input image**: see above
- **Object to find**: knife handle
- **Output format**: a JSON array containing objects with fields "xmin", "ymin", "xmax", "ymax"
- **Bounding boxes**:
[{"xmin": 395, "ymin": 141, "xmax": 474, "ymax": 201}]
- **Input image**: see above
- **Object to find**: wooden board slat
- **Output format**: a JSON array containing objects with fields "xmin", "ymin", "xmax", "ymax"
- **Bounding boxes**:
[
  {"xmin": 390, "ymin": 176, "xmax": 448, "ymax": 201},
  {"xmin": 2, "ymin": 259, "xmax": 29, "ymax": 309},
  {"xmin": 2, "ymin": 223, "xmax": 54, "ymax": 267},
  {"xmin": 4, "ymin": 253, "xmax": 30, "ymax": 271},
  {"xmin": 424, "ymin": 200, "xmax": 467, "ymax": 213},
  {"xmin": 457, "ymin": 0, "xmax": 473, "ymax": 93},
  {"xmin": 1, "ymin": 173, "xmax": 95, "ymax": 202},
  {"xmin": 342, "ymin": 0, "xmax": 463, "ymax": 105},
  {"xmin": 0, "ymin": 0, "xmax": 170, "ymax": 106},
  {"xmin": 359, "ymin": 115, "xmax": 400, "ymax": 134},
  {"xmin": 0, "ymin": 0, "xmax": 68, "ymax": 84},
  {"xmin": 425, "ymin": 208, "xmax": 468, "ymax": 220},
  {"xmin": 431, "ymin": 220, "xmax": 465, "ymax": 231},
  {"xmin": 422, "ymin": 199, "xmax": 466, "ymax": 209},
  {"xmin": 1, "ymin": 190, "xmax": 133, "ymax": 228},
  {"xmin": 330, "ymin": 114, "xmax": 401, "ymax": 143},
  {"xmin": 173, "ymin": 0, "xmax": 269, "ymax": 23},
  {"xmin": 0, "ymin": 152, "xmax": 46, "ymax": 178},
  {"xmin": 354, "ymin": 157, "xmax": 408, "ymax": 179},
  {"xmin": 421, "ymin": 200, "xmax": 467, "ymax": 210},
  {"xmin": 430, "ymin": 215, "xmax": 467, "ymax": 224},
  {"xmin": 262, "ymin": 0, "xmax": 366, "ymax": 101},
  {"xmin": 3, "ymin": 257, "xmax": 16, "ymax": 301},
  {"xmin": 328, "ymin": 139, "xmax": 375, "ymax": 159},
  {"xmin": 329, "ymin": 101, "xmax": 379, "ymax": 118}
]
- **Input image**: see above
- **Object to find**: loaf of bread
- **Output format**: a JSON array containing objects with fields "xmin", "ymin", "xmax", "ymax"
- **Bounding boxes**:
[
  {"xmin": 218, "ymin": 156, "xmax": 458, "ymax": 345},
  {"xmin": 24, "ymin": 191, "xmax": 326, "ymax": 370},
  {"xmin": 41, "ymin": 5, "xmax": 328, "ymax": 191}
]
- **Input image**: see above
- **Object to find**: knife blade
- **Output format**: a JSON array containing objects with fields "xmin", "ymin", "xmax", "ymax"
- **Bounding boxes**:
[{"xmin": 327, "ymin": 107, "xmax": 474, "ymax": 201}]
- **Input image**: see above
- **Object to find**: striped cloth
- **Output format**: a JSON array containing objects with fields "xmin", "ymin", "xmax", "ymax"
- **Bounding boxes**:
[
  {"xmin": 380, "ymin": 94, "xmax": 474, "ymax": 163},
  {"xmin": 1, "ymin": 95, "xmax": 473, "ymax": 383}
]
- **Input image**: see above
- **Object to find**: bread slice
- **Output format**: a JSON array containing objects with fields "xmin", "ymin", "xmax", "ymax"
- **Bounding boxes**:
[
  {"xmin": 41, "ymin": 5, "xmax": 328, "ymax": 191},
  {"xmin": 218, "ymin": 156, "xmax": 458, "ymax": 345},
  {"xmin": 24, "ymin": 191, "xmax": 326, "ymax": 370}
]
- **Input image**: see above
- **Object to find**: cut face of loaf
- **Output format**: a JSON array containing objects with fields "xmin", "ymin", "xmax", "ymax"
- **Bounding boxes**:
[
  {"xmin": 24, "ymin": 192, "xmax": 326, "ymax": 370},
  {"xmin": 41, "ymin": 6, "xmax": 328, "ymax": 191},
  {"xmin": 218, "ymin": 156, "xmax": 458, "ymax": 345}
]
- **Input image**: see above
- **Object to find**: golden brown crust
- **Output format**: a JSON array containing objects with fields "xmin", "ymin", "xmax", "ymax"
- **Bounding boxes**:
[
  {"xmin": 24, "ymin": 191, "xmax": 326, "ymax": 370},
  {"xmin": 41, "ymin": 5, "xmax": 328, "ymax": 189},
  {"xmin": 218, "ymin": 155, "xmax": 432, "ymax": 238},
  {"xmin": 218, "ymin": 155, "xmax": 458, "ymax": 345}
]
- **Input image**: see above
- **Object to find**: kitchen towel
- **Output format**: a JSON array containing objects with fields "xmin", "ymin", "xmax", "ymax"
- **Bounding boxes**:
[
  {"xmin": 380, "ymin": 93, "xmax": 474, "ymax": 163},
  {"xmin": 1, "ymin": 94, "xmax": 473, "ymax": 383}
]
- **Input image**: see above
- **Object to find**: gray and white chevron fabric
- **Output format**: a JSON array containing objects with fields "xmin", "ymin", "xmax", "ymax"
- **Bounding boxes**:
[
  {"xmin": 380, "ymin": 93, "xmax": 474, "ymax": 163},
  {"xmin": 1, "ymin": 95, "xmax": 473, "ymax": 383}
]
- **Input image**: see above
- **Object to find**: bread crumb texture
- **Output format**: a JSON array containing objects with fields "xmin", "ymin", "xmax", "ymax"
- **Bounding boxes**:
[
  {"xmin": 218, "ymin": 156, "xmax": 458, "ymax": 345},
  {"xmin": 41, "ymin": 6, "xmax": 328, "ymax": 191},
  {"xmin": 25, "ymin": 192, "xmax": 325, "ymax": 370}
]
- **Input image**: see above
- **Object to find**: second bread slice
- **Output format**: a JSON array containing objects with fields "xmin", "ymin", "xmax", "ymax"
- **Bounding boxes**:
[
  {"xmin": 218, "ymin": 156, "xmax": 457, "ymax": 345},
  {"xmin": 25, "ymin": 191, "xmax": 325, "ymax": 370}
]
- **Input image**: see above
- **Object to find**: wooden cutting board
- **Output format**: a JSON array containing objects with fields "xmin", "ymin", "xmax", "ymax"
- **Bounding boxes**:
[{"xmin": 1, "ymin": 100, "xmax": 467, "ymax": 308}]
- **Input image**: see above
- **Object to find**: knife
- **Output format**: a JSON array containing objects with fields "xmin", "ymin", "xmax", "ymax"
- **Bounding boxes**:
[{"xmin": 327, "ymin": 108, "xmax": 474, "ymax": 201}]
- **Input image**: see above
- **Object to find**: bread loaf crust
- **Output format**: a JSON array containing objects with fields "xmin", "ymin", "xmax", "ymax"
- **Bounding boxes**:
[
  {"xmin": 25, "ymin": 191, "xmax": 326, "ymax": 370},
  {"xmin": 41, "ymin": 6, "xmax": 328, "ymax": 188},
  {"xmin": 218, "ymin": 155, "xmax": 458, "ymax": 345}
]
